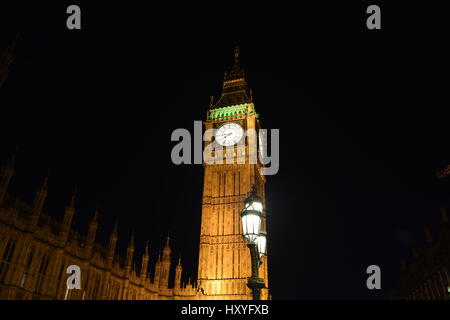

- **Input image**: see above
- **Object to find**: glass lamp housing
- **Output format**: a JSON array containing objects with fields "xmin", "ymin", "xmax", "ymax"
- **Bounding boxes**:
[
  {"xmin": 241, "ymin": 191, "xmax": 263, "ymax": 243},
  {"xmin": 241, "ymin": 209, "xmax": 261, "ymax": 243},
  {"xmin": 256, "ymin": 231, "xmax": 267, "ymax": 258}
]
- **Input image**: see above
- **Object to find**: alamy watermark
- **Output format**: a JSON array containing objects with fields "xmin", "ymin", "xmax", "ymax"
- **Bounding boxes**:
[{"xmin": 170, "ymin": 121, "xmax": 280, "ymax": 176}]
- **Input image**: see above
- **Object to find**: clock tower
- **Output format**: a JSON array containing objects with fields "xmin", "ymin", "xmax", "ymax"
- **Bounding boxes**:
[{"xmin": 197, "ymin": 47, "xmax": 269, "ymax": 300}]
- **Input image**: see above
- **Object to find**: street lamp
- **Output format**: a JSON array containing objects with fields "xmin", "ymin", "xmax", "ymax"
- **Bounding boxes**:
[{"xmin": 240, "ymin": 187, "xmax": 266, "ymax": 300}]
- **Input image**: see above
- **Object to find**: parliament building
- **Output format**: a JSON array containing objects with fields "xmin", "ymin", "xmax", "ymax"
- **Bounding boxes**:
[
  {"xmin": 392, "ymin": 209, "xmax": 449, "ymax": 300},
  {"xmin": 0, "ymin": 41, "xmax": 269, "ymax": 300}
]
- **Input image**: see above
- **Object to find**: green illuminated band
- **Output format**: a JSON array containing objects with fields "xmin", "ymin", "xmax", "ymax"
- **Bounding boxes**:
[{"xmin": 207, "ymin": 103, "xmax": 258, "ymax": 120}]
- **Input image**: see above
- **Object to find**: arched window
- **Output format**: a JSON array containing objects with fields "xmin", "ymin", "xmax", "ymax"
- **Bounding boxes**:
[
  {"xmin": 20, "ymin": 247, "xmax": 35, "ymax": 287},
  {"xmin": 0, "ymin": 238, "xmax": 17, "ymax": 283},
  {"xmin": 35, "ymin": 253, "xmax": 50, "ymax": 294}
]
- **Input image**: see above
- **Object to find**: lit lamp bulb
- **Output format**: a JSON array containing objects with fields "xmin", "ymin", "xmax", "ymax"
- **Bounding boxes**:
[
  {"xmin": 241, "ymin": 191, "xmax": 263, "ymax": 243},
  {"xmin": 256, "ymin": 231, "xmax": 267, "ymax": 259}
]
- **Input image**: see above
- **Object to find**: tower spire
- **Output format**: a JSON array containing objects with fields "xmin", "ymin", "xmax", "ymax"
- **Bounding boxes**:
[
  {"xmin": 87, "ymin": 207, "xmax": 99, "ymax": 245},
  {"xmin": 70, "ymin": 187, "xmax": 77, "ymax": 208},
  {"xmin": 159, "ymin": 234, "xmax": 172, "ymax": 289},
  {"xmin": 31, "ymin": 176, "xmax": 48, "ymax": 226},
  {"xmin": 108, "ymin": 218, "xmax": 119, "ymax": 259},
  {"xmin": 174, "ymin": 252, "xmax": 183, "ymax": 292},
  {"xmin": 141, "ymin": 240, "xmax": 150, "ymax": 282},
  {"xmin": 63, "ymin": 187, "xmax": 77, "ymax": 228},
  {"xmin": 125, "ymin": 230, "xmax": 135, "ymax": 273},
  {"xmin": 144, "ymin": 240, "xmax": 149, "ymax": 254},
  {"xmin": 165, "ymin": 231, "xmax": 170, "ymax": 247},
  {"xmin": 93, "ymin": 207, "xmax": 99, "ymax": 221},
  {"xmin": 212, "ymin": 46, "xmax": 252, "ymax": 109},
  {"xmin": 59, "ymin": 187, "xmax": 77, "ymax": 244},
  {"xmin": 129, "ymin": 230, "xmax": 135, "ymax": 248},
  {"xmin": 224, "ymin": 45, "xmax": 244, "ymax": 83}
]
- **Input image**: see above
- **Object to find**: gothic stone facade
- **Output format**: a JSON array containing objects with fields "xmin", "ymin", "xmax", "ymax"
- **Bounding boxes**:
[
  {"xmin": 392, "ymin": 209, "xmax": 450, "ymax": 300},
  {"xmin": 0, "ymin": 171, "xmax": 200, "ymax": 300}
]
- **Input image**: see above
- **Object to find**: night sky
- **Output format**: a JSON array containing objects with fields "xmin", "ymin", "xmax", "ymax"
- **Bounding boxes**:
[{"xmin": 0, "ymin": 2, "xmax": 449, "ymax": 299}]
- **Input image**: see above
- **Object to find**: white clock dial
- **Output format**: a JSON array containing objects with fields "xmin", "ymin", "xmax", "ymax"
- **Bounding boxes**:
[{"xmin": 215, "ymin": 123, "xmax": 244, "ymax": 146}]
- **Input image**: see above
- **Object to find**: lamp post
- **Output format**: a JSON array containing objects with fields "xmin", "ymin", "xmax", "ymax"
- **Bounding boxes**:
[{"xmin": 240, "ymin": 187, "xmax": 267, "ymax": 300}]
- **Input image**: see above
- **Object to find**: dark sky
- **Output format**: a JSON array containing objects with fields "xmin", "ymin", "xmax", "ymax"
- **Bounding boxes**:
[{"xmin": 0, "ymin": 2, "xmax": 449, "ymax": 299}]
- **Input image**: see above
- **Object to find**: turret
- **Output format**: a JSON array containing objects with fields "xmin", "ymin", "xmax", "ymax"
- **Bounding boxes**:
[
  {"xmin": 125, "ymin": 231, "xmax": 135, "ymax": 275},
  {"xmin": 30, "ymin": 177, "xmax": 48, "ymax": 226},
  {"xmin": 141, "ymin": 241, "xmax": 149, "ymax": 283},
  {"xmin": 153, "ymin": 252, "xmax": 162, "ymax": 287},
  {"xmin": 187, "ymin": 276, "xmax": 192, "ymax": 289},
  {"xmin": 174, "ymin": 254, "xmax": 183, "ymax": 291},
  {"xmin": 159, "ymin": 235, "xmax": 172, "ymax": 288},
  {"xmin": 0, "ymin": 150, "xmax": 16, "ymax": 207},
  {"xmin": 86, "ymin": 208, "xmax": 98, "ymax": 247},
  {"xmin": 59, "ymin": 189, "xmax": 76, "ymax": 243},
  {"xmin": 107, "ymin": 221, "xmax": 118, "ymax": 263}
]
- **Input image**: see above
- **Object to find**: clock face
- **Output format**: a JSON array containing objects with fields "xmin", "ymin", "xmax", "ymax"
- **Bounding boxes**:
[{"xmin": 215, "ymin": 123, "xmax": 244, "ymax": 146}]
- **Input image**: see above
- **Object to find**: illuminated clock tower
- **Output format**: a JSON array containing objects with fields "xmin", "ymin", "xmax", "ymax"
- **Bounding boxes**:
[{"xmin": 197, "ymin": 47, "xmax": 269, "ymax": 300}]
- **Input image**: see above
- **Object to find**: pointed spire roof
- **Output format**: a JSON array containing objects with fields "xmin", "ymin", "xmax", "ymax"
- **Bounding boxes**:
[
  {"xmin": 165, "ymin": 231, "xmax": 170, "ymax": 247},
  {"xmin": 156, "ymin": 250, "xmax": 162, "ymax": 263},
  {"xmin": 161, "ymin": 232, "xmax": 170, "ymax": 256},
  {"xmin": 90, "ymin": 207, "xmax": 99, "ymax": 225},
  {"xmin": 128, "ymin": 230, "xmax": 135, "ymax": 248},
  {"xmin": 113, "ymin": 218, "xmax": 118, "ymax": 233},
  {"xmin": 163, "ymin": 231, "xmax": 171, "ymax": 249},
  {"xmin": 177, "ymin": 253, "xmax": 182, "ymax": 267},
  {"xmin": 68, "ymin": 187, "xmax": 77, "ymax": 208},
  {"xmin": 143, "ymin": 240, "xmax": 149, "ymax": 257},
  {"xmin": 223, "ymin": 46, "xmax": 244, "ymax": 82},
  {"xmin": 211, "ymin": 46, "xmax": 252, "ymax": 109}
]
